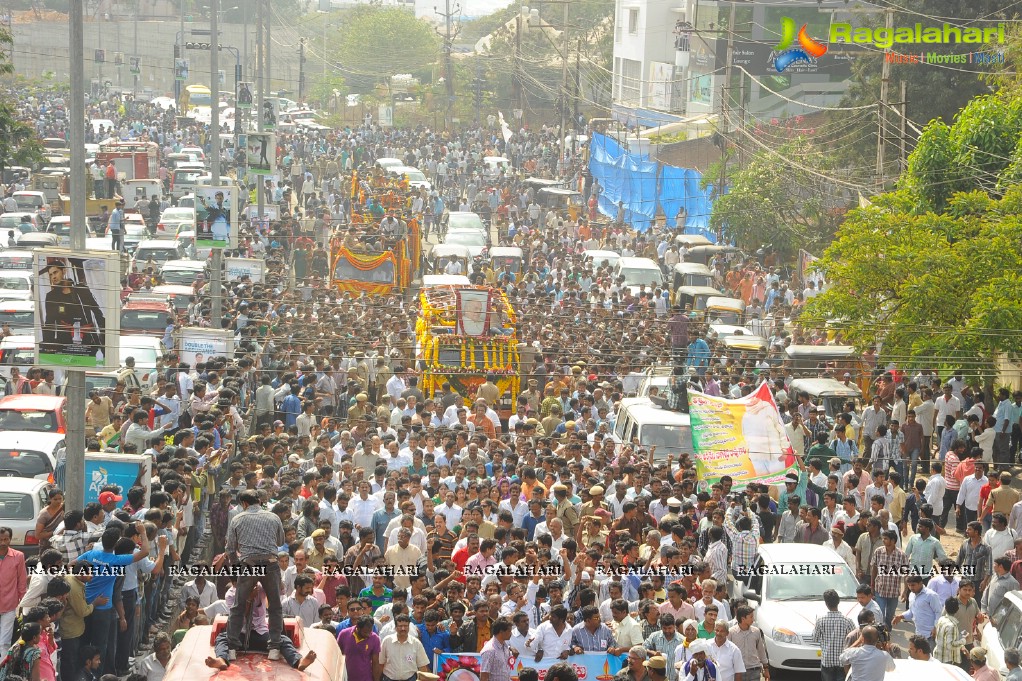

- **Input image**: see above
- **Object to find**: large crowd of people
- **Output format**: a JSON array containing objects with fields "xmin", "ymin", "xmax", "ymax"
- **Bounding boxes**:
[{"xmin": 2, "ymin": 86, "xmax": 1022, "ymax": 681}]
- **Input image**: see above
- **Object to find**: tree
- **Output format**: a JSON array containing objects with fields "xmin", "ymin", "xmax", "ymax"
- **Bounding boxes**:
[
  {"xmin": 0, "ymin": 28, "xmax": 43, "ymax": 174},
  {"xmin": 802, "ymin": 187, "xmax": 1022, "ymax": 384},
  {"xmin": 708, "ymin": 138, "xmax": 850, "ymax": 259},
  {"xmin": 900, "ymin": 94, "xmax": 1022, "ymax": 213},
  {"xmin": 329, "ymin": 6, "xmax": 440, "ymax": 87}
]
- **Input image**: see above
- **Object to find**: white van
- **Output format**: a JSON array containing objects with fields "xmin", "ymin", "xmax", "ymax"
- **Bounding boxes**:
[
  {"xmin": 613, "ymin": 256, "xmax": 665, "ymax": 297},
  {"xmin": 612, "ymin": 397, "xmax": 693, "ymax": 463}
]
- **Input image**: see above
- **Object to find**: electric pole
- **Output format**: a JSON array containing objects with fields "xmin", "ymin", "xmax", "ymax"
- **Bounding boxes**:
[
  {"xmin": 558, "ymin": 0, "xmax": 569, "ymax": 175},
  {"xmin": 210, "ymin": 0, "xmax": 222, "ymax": 328},
  {"xmin": 573, "ymin": 38, "xmax": 580, "ymax": 158},
  {"xmin": 899, "ymin": 80, "xmax": 908, "ymax": 173},
  {"xmin": 513, "ymin": 12, "xmax": 523, "ymax": 129},
  {"xmin": 875, "ymin": 8, "xmax": 894, "ymax": 190},
  {"xmin": 66, "ymin": 0, "xmax": 87, "ymax": 514},
  {"xmin": 473, "ymin": 64, "xmax": 482, "ymax": 127},
  {"xmin": 298, "ymin": 38, "xmax": 306, "ymax": 102},
  {"xmin": 435, "ymin": 0, "xmax": 460, "ymax": 129},
  {"xmin": 256, "ymin": 0, "xmax": 264, "ymax": 230},
  {"xmin": 716, "ymin": 0, "xmax": 737, "ymax": 202}
]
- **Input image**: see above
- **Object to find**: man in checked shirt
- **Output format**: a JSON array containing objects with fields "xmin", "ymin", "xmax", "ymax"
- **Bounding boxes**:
[{"xmin": 812, "ymin": 589, "xmax": 855, "ymax": 681}]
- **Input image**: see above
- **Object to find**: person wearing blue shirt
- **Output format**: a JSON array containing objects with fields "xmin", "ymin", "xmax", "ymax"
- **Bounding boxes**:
[
  {"xmin": 418, "ymin": 611, "xmax": 451, "ymax": 668},
  {"xmin": 79, "ymin": 522, "xmax": 152, "ymax": 675},
  {"xmin": 685, "ymin": 336, "xmax": 711, "ymax": 377},
  {"xmin": 280, "ymin": 387, "xmax": 302, "ymax": 428}
]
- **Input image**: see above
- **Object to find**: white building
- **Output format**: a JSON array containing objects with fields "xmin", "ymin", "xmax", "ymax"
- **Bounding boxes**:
[{"xmin": 611, "ymin": 0, "xmax": 861, "ymax": 129}]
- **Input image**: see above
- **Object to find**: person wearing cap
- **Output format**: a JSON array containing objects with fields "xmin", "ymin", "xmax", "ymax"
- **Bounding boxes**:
[
  {"xmin": 581, "ymin": 485, "xmax": 606, "ymax": 519},
  {"xmin": 617, "ymin": 646, "xmax": 650, "ymax": 681},
  {"xmin": 827, "ymin": 521, "xmax": 855, "ymax": 570},
  {"xmin": 678, "ymin": 641, "xmax": 715, "ymax": 681},
  {"xmin": 553, "ymin": 485, "xmax": 580, "ymax": 536}
]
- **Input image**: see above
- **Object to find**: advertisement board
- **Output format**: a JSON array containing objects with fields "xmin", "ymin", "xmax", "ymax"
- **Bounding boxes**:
[
  {"xmin": 225, "ymin": 257, "xmax": 266, "ymax": 283},
  {"xmin": 647, "ymin": 61, "xmax": 674, "ymax": 111},
  {"xmin": 237, "ymin": 82, "xmax": 253, "ymax": 110},
  {"xmin": 177, "ymin": 327, "xmax": 235, "ymax": 366},
  {"xmin": 34, "ymin": 248, "xmax": 120, "ymax": 369},
  {"xmin": 689, "ymin": 381, "xmax": 798, "ymax": 489},
  {"xmin": 260, "ymin": 98, "xmax": 278, "ymax": 131},
  {"xmin": 194, "ymin": 185, "xmax": 238, "ymax": 249},
  {"xmin": 245, "ymin": 133, "xmax": 276, "ymax": 176}
]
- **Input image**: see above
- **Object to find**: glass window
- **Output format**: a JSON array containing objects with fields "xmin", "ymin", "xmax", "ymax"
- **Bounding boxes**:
[
  {"xmin": 0, "ymin": 450, "xmax": 52, "ymax": 479},
  {"xmin": 997, "ymin": 602, "xmax": 1021, "ymax": 646},
  {"xmin": 0, "ymin": 410, "xmax": 58, "ymax": 433},
  {"xmin": 332, "ymin": 259, "xmax": 395, "ymax": 284},
  {"xmin": 0, "ymin": 492, "xmax": 34, "ymax": 520},
  {"xmin": 121, "ymin": 311, "xmax": 168, "ymax": 331},
  {"xmin": 765, "ymin": 564, "xmax": 859, "ymax": 601}
]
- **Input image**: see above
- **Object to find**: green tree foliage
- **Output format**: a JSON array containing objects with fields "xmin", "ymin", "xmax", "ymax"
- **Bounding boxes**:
[
  {"xmin": 331, "ymin": 6, "xmax": 440, "ymax": 84},
  {"xmin": 900, "ymin": 95, "xmax": 1022, "ymax": 213},
  {"xmin": 802, "ymin": 188, "xmax": 1022, "ymax": 382},
  {"xmin": 708, "ymin": 139, "xmax": 849, "ymax": 259},
  {"xmin": 0, "ymin": 28, "xmax": 43, "ymax": 173}
]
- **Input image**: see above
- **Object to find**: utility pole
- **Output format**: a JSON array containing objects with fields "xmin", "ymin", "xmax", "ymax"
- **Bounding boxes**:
[
  {"xmin": 435, "ymin": 0, "xmax": 459, "ymax": 130},
  {"xmin": 210, "ymin": 0, "xmax": 222, "ymax": 328},
  {"xmin": 558, "ymin": 0, "xmax": 569, "ymax": 175},
  {"xmin": 66, "ymin": 0, "xmax": 87, "ymax": 514},
  {"xmin": 177, "ymin": 0, "xmax": 184, "ymax": 107},
  {"xmin": 298, "ymin": 38, "xmax": 306, "ymax": 102},
  {"xmin": 573, "ymin": 38, "xmax": 580, "ymax": 158},
  {"xmin": 875, "ymin": 8, "xmax": 894, "ymax": 191},
  {"xmin": 266, "ymin": 0, "xmax": 271, "ymax": 103},
  {"xmin": 899, "ymin": 80, "xmax": 908, "ymax": 173},
  {"xmin": 256, "ymin": 0, "xmax": 264, "ymax": 228},
  {"xmin": 737, "ymin": 74, "xmax": 746, "ymax": 169},
  {"xmin": 716, "ymin": 0, "xmax": 737, "ymax": 202},
  {"xmin": 132, "ymin": 0, "xmax": 138, "ymax": 98},
  {"xmin": 514, "ymin": 13, "xmax": 522, "ymax": 129}
]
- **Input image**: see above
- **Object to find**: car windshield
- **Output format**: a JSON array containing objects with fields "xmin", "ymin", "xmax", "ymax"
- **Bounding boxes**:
[
  {"xmin": 161, "ymin": 269, "xmax": 198, "ymax": 285},
  {"xmin": 621, "ymin": 267, "xmax": 663, "ymax": 286},
  {"xmin": 0, "ymin": 256, "xmax": 32, "ymax": 270},
  {"xmin": 121, "ymin": 346, "xmax": 159, "ymax": 366},
  {"xmin": 447, "ymin": 215, "xmax": 483, "ymax": 231},
  {"xmin": 0, "ymin": 491, "xmax": 34, "ymax": 519},
  {"xmin": 405, "ymin": 170, "xmax": 427, "ymax": 182},
  {"xmin": 14, "ymin": 197, "xmax": 40, "ymax": 210},
  {"xmin": 0, "ymin": 277, "xmax": 29, "ymax": 291},
  {"xmin": 0, "ymin": 216, "xmax": 29, "ymax": 231},
  {"xmin": 0, "ymin": 349, "xmax": 33, "ymax": 365},
  {"xmin": 0, "ymin": 310, "xmax": 32, "ymax": 327},
  {"xmin": 0, "ymin": 409, "xmax": 58, "ymax": 432},
  {"xmin": 0, "ymin": 450, "xmax": 52, "ymax": 478},
  {"xmin": 446, "ymin": 230, "xmax": 486, "ymax": 247},
  {"xmin": 121, "ymin": 311, "xmax": 169, "ymax": 331},
  {"xmin": 765, "ymin": 563, "xmax": 859, "ymax": 600},
  {"xmin": 640, "ymin": 424, "xmax": 688, "ymax": 451},
  {"xmin": 135, "ymin": 248, "xmax": 176, "ymax": 263}
]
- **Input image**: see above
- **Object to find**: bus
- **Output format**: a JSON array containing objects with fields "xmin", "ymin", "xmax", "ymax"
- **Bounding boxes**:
[{"xmin": 180, "ymin": 84, "xmax": 211, "ymax": 114}]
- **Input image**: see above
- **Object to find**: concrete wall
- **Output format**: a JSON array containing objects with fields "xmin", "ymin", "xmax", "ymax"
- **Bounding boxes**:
[{"xmin": 10, "ymin": 19, "xmax": 304, "ymax": 100}]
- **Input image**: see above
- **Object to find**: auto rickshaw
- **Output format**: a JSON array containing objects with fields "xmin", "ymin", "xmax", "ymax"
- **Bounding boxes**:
[
  {"xmin": 537, "ymin": 187, "xmax": 584, "ymax": 222},
  {"xmin": 489, "ymin": 246, "xmax": 524, "ymax": 276},
  {"xmin": 675, "ymin": 285, "xmax": 722, "ymax": 313},
  {"xmin": 426, "ymin": 244, "xmax": 471, "ymax": 276},
  {"xmin": 705, "ymin": 296, "xmax": 747, "ymax": 325}
]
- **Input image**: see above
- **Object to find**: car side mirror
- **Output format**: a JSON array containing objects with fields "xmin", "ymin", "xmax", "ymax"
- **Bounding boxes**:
[{"xmin": 743, "ymin": 590, "xmax": 760, "ymax": 602}]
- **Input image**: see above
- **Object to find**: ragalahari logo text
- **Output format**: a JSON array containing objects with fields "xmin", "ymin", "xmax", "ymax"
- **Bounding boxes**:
[{"xmin": 774, "ymin": 17, "xmax": 828, "ymax": 72}]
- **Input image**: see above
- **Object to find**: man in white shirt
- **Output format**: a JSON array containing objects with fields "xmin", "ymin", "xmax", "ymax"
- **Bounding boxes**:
[
  {"xmin": 924, "ymin": 462, "xmax": 946, "ymax": 519},
  {"xmin": 707, "ymin": 621, "xmax": 746, "ymax": 681},
  {"xmin": 956, "ymin": 460, "xmax": 988, "ymax": 527},
  {"xmin": 984, "ymin": 512, "xmax": 1017, "ymax": 562}
]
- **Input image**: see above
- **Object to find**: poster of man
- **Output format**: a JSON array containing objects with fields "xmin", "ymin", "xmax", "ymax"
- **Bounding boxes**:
[
  {"xmin": 195, "ymin": 186, "xmax": 238, "ymax": 249},
  {"xmin": 261, "ymin": 98, "xmax": 277, "ymax": 131},
  {"xmin": 34, "ymin": 250, "xmax": 120, "ymax": 369},
  {"xmin": 175, "ymin": 58, "xmax": 189, "ymax": 81},
  {"xmin": 246, "ymin": 133, "xmax": 276, "ymax": 176},
  {"xmin": 237, "ymin": 82, "xmax": 253, "ymax": 109},
  {"xmin": 129, "ymin": 56, "xmax": 140, "ymax": 74}
]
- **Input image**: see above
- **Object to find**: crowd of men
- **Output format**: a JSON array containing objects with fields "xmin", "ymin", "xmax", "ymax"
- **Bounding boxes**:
[{"xmin": 7, "ymin": 86, "xmax": 1022, "ymax": 681}]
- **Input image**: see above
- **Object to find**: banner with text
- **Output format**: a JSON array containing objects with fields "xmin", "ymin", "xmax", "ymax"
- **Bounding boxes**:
[
  {"xmin": 435, "ymin": 652, "xmax": 623, "ymax": 681},
  {"xmin": 689, "ymin": 381, "xmax": 798, "ymax": 489}
]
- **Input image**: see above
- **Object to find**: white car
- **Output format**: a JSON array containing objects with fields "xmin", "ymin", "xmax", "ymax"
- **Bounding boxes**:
[
  {"xmin": 979, "ymin": 589, "xmax": 1022, "ymax": 677},
  {"xmin": 375, "ymin": 157, "xmax": 404, "ymax": 171},
  {"xmin": 444, "ymin": 228, "xmax": 488, "ymax": 258},
  {"xmin": 582, "ymin": 249, "xmax": 621, "ymax": 271},
  {"xmin": 0, "ymin": 301, "xmax": 34, "ymax": 335},
  {"xmin": 737, "ymin": 543, "xmax": 862, "ymax": 671},
  {"xmin": 12, "ymin": 191, "xmax": 51, "ymax": 223},
  {"xmin": 887, "ymin": 659, "xmax": 970, "ymax": 681},
  {"xmin": 0, "ymin": 271, "xmax": 33, "ymax": 301},
  {"xmin": 131, "ymin": 240, "xmax": 185, "ymax": 270},
  {"xmin": 0, "ymin": 477, "xmax": 52, "ymax": 554},
  {"xmin": 160, "ymin": 259, "xmax": 206, "ymax": 286},
  {"xmin": 0, "ymin": 432, "xmax": 64, "ymax": 481},
  {"xmin": 155, "ymin": 207, "xmax": 196, "ymax": 239},
  {"xmin": 390, "ymin": 165, "xmax": 432, "ymax": 191}
]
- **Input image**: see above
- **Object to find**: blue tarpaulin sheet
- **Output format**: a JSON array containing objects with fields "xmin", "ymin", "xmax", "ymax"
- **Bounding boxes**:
[{"xmin": 589, "ymin": 132, "xmax": 716, "ymax": 240}]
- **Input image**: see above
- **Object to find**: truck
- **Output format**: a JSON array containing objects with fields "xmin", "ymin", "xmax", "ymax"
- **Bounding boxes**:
[{"xmin": 415, "ymin": 284, "xmax": 521, "ymax": 420}]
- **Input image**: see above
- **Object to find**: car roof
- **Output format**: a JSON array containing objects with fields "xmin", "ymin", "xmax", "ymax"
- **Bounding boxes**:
[
  {"xmin": 161, "ymin": 259, "xmax": 204, "ymax": 269},
  {"xmin": 489, "ymin": 247, "xmax": 522, "ymax": 256},
  {"xmin": 135, "ymin": 240, "xmax": 180, "ymax": 249},
  {"xmin": 1, "ymin": 431, "xmax": 65, "ymax": 451},
  {"xmin": 785, "ymin": 344, "xmax": 856, "ymax": 358},
  {"xmin": 0, "ymin": 395, "xmax": 65, "ymax": 411},
  {"xmin": 617, "ymin": 257, "xmax": 660, "ymax": 268},
  {"xmin": 757, "ymin": 543, "xmax": 845, "ymax": 563},
  {"xmin": 123, "ymin": 300, "xmax": 171, "ymax": 311},
  {"xmin": 673, "ymin": 262, "xmax": 713, "ymax": 273},
  {"xmin": 0, "ymin": 477, "xmax": 50, "ymax": 492},
  {"xmin": 788, "ymin": 378, "xmax": 863, "ymax": 396},
  {"xmin": 677, "ymin": 286, "xmax": 724, "ymax": 295},
  {"xmin": 706, "ymin": 296, "xmax": 746, "ymax": 307},
  {"xmin": 617, "ymin": 397, "xmax": 691, "ymax": 425}
]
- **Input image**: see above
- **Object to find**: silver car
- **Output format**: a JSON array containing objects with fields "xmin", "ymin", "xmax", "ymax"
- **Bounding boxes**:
[{"xmin": 0, "ymin": 477, "xmax": 52, "ymax": 554}]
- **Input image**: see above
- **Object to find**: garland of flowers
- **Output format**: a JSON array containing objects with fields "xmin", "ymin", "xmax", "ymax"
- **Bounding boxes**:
[{"xmin": 331, "ymin": 248, "xmax": 396, "ymax": 272}]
